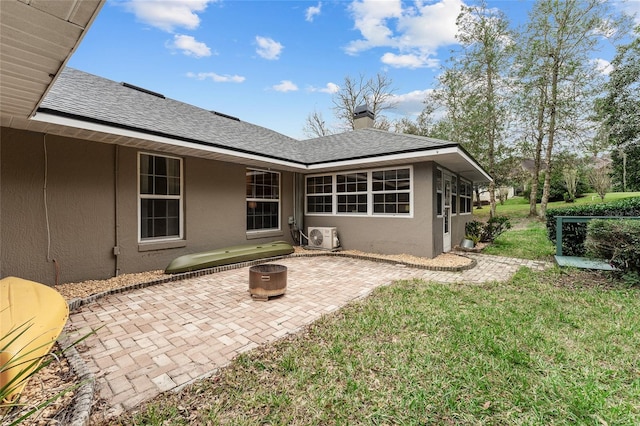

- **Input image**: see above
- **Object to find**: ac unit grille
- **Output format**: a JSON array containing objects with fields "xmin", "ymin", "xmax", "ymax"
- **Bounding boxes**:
[{"xmin": 307, "ymin": 227, "xmax": 339, "ymax": 250}]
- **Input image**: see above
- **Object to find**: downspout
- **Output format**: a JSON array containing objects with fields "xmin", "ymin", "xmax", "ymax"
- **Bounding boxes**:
[
  {"xmin": 113, "ymin": 145, "xmax": 120, "ymax": 277},
  {"xmin": 291, "ymin": 173, "xmax": 305, "ymax": 246}
]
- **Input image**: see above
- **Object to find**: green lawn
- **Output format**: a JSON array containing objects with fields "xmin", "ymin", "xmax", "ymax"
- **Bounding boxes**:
[
  {"xmin": 482, "ymin": 219, "xmax": 555, "ymax": 260},
  {"xmin": 96, "ymin": 193, "xmax": 640, "ymax": 425},
  {"xmin": 473, "ymin": 192, "xmax": 640, "ymax": 220},
  {"xmin": 472, "ymin": 192, "xmax": 640, "ymax": 260},
  {"xmin": 108, "ymin": 268, "xmax": 640, "ymax": 425}
]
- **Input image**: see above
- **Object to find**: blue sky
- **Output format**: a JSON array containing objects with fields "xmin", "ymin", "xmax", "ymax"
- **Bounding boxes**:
[{"xmin": 68, "ymin": 0, "xmax": 640, "ymax": 140}]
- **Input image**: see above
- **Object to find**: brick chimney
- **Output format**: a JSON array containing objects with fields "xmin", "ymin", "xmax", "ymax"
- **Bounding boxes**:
[{"xmin": 353, "ymin": 104, "xmax": 374, "ymax": 129}]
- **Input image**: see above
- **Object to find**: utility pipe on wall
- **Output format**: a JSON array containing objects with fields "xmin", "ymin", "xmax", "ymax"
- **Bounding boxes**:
[{"xmin": 114, "ymin": 145, "xmax": 120, "ymax": 277}]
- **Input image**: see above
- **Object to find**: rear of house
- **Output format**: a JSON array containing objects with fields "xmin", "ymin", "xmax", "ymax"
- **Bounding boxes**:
[{"xmin": 1, "ymin": 68, "xmax": 490, "ymax": 285}]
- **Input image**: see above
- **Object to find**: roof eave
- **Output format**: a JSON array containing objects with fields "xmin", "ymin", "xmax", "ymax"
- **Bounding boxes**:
[{"xmin": 31, "ymin": 110, "xmax": 492, "ymax": 183}]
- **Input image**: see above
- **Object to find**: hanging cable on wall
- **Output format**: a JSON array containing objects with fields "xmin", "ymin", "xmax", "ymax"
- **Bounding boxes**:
[
  {"xmin": 44, "ymin": 135, "xmax": 51, "ymax": 262},
  {"xmin": 43, "ymin": 135, "xmax": 59, "ymax": 284}
]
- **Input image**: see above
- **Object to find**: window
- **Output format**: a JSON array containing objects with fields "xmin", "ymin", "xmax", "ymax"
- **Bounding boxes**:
[
  {"xmin": 436, "ymin": 168, "xmax": 443, "ymax": 216},
  {"xmin": 337, "ymin": 172, "xmax": 367, "ymax": 214},
  {"xmin": 246, "ymin": 169, "xmax": 280, "ymax": 231},
  {"xmin": 452, "ymin": 175, "xmax": 458, "ymax": 214},
  {"xmin": 460, "ymin": 180, "xmax": 472, "ymax": 214},
  {"xmin": 139, "ymin": 153, "xmax": 182, "ymax": 241},
  {"xmin": 306, "ymin": 175, "xmax": 333, "ymax": 213},
  {"xmin": 372, "ymin": 168, "xmax": 410, "ymax": 214},
  {"xmin": 306, "ymin": 167, "xmax": 412, "ymax": 217}
]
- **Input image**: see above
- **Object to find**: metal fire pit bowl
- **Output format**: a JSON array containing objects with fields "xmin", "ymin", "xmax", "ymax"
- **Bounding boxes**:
[{"xmin": 249, "ymin": 264, "xmax": 287, "ymax": 301}]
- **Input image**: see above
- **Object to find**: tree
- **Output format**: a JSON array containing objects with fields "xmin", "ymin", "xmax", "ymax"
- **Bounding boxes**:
[
  {"xmin": 303, "ymin": 109, "xmax": 332, "ymax": 138},
  {"xmin": 562, "ymin": 167, "xmax": 578, "ymax": 202},
  {"xmin": 588, "ymin": 163, "xmax": 612, "ymax": 201},
  {"xmin": 332, "ymin": 73, "xmax": 397, "ymax": 130},
  {"xmin": 444, "ymin": 1, "xmax": 514, "ymax": 218},
  {"xmin": 515, "ymin": 0, "xmax": 626, "ymax": 218},
  {"xmin": 601, "ymin": 25, "xmax": 640, "ymax": 191}
]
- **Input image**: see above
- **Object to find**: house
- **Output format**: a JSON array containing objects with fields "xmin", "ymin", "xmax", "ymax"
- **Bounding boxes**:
[{"xmin": 0, "ymin": 0, "xmax": 491, "ymax": 285}]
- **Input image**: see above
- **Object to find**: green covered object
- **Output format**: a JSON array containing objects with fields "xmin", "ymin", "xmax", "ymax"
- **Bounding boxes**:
[{"xmin": 165, "ymin": 241, "xmax": 294, "ymax": 274}]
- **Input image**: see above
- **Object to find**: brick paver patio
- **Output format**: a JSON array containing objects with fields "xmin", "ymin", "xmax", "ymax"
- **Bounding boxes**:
[{"xmin": 67, "ymin": 253, "xmax": 550, "ymax": 417}]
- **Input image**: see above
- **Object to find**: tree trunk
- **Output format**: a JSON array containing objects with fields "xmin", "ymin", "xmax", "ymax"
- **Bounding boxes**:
[
  {"xmin": 529, "ymin": 85, "xmax": 547, "ymax": 217},
  {"xmin": 539, "ymin": 57, "xmax": 560, "ymax": 218}
]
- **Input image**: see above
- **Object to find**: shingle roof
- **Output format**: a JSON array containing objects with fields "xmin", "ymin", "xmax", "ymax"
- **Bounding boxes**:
[
  {"xmin": 296, "ymin": 129, "xmax": 457, "ymax": 163},
  {"xmin": 39, "ymin": 68, "xmax": 303, "ymax": 163},
  {"xmin": 39, "ymin": 68, "xmax": 457, "ymax": 165}
]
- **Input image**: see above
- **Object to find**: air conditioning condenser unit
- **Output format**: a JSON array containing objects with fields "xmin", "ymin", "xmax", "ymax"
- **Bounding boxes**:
[{"xmin": 307, "ymin": 227, "xmax": 339, "ymax": 250}]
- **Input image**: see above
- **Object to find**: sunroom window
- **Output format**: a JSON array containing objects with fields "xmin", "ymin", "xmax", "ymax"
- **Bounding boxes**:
[
  {"xmin": 306, "ymin": 175, "xmax": 333, "ymax": 214},
  {"xmin": 337, "ymin": 172, "xmax": 367, "ymax": 214},
  {"xmin": 436, "ymin": 168, "xmax": 443, "ymax": 216},
  {"xmin": 460, "ymin": 180, "xmax": 473, "ymax": 214},
  {"xmin": 372, "ymin": 169, "xmax": 411, "ymax": 214},
  {"xmin": 306, "ymin": 167, "xmax": 412, "ymax": 217}
]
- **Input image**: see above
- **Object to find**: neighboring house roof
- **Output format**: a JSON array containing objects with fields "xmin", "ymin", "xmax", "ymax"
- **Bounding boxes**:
[{"xmin": 32, "ymin": 68, "xmax": 491, "ymax": 182}]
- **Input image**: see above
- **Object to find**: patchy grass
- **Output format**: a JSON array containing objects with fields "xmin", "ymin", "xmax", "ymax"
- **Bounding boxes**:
[
  {"xmin": 106, "ymin": 269, "xmax": 640, "ymax": 425},
  {"xmin": 483, "ymin": 219, "xmax": 555, "ymax": 260},
  {"xmin": 473, "ymin": 192, "xmax": 640, "ymax": 220}
]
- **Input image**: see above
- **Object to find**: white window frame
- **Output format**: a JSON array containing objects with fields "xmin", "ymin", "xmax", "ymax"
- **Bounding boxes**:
[
  {"xmin": 305, "ymin": 166, "xmax": 413, "ymax": 218},
  {"xmin": 246, "ymin": 168, "xmax": 281, "ymax": 233},
  {"xmin": 138, "ymin": 152, "xmax": 184, "ymax": 243},
  {"xmin": 306, "ymin": 175, "xmax": 334, "ymax": 215},
  {"xmin": 460, "ymin": 179, "xmax": 473, "ymax": 215},
  {"xmin": 336, "ymin": 171, "xmax": 368, "ymax": 215},
  {"xmin": 436, "ymin": 168, "xmax": 443, "ymax": 217},
  {"xmin": 452, "ymin": 175, "xmax": 458, "ymax": 215}
]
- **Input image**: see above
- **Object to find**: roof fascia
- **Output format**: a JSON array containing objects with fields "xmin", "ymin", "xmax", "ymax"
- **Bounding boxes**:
[
  {"xmin": 33, "ymin": 110, "xmax": 307, "ymax": 170},
  {"xmin": 31, "ymin": 111, "xmax": 492, "ymax": 182},
  {"xmin": 306, "ymin": 146, "xmax": 493, "ymax": 182}
]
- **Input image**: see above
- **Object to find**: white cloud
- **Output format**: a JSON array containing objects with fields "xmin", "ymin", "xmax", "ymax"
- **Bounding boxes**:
[
  {"xmin": 306, "ymin": 2, "xmax": 322, "ymax": 22},
  {"xmin": 593, "ymin": 58, "xmax": 613, "ymax": 75},
  {"xmin": 255, "ymin": 36, "xmax": 284, "ymax": 60},
  {"xmin": 273, "ymin": 80, "xmax": 298, "ymax": 92},
  {"xmin": 168, "ymin": 34, "xmax": 212, "ymax": 57},
  {"xmin": 390, "ymin": 89, "xmax": 433, "ymax": 115},
  {"xmin": 186, "ymin": 72, "xmax": 245, "ymax": 83},
  {"xmin": 345, "ymin": 0, "xmax": 463, "ymax": 69},
  {"xmin": 123, "ymin": 0, "xmax": 215, "ymax": 32},
  {"xmin": 308, "ymin": 82, "xmax": 340, "ymax": 94},
  {"xmin": 381, "ymin": 52, "xmax": 438, "ymax": 69},
  {"xmin": 617, "ymin": 0, "xmax": 640, "ymax": 24}
]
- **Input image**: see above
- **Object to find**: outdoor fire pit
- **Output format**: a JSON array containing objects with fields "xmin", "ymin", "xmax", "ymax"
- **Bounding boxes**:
[{"xmin": 249, "ymin": 264, "xmax": 287, "ymax": 301}]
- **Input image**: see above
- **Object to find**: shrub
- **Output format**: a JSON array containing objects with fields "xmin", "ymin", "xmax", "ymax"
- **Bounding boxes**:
[
  {"xmin": 1, "ymin": 323, "xmax": 99, "ymax": 424},
  {"xmin": 466, "ymin": 216, "xmax": 512, "ymax": 243},
  {"xmin": 546, "ymin": 197, "xmax": 640, "ymax": 256},
  {"xmin": 585, "ymin": 219, "xmax": 640, "ymax": 279}
]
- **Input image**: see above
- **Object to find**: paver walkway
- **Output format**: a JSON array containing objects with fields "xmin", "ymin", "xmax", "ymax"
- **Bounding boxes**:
[{"xmin": 67, "ymin": 253, "xmax": 551, "ymax": 418}]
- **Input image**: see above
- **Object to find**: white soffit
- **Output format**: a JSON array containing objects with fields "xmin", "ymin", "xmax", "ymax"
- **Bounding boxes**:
[
  {"xmin": 0, "ymin": 0, "xmax": 104, "ymax": 121},
  {"xmin": 30, "ymin": 111, "xmax": 492, "ymax": 182}
]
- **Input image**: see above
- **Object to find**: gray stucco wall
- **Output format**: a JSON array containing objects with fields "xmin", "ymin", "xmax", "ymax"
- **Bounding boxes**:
[
  {"xmin": 304, "ymin": 162, "xmax": 435, "ymax": 258},
  {"xmin": 303, "ymin": 161, "xmax": 475, "ymax": 258},
  {"xmin": 1, "ymin": 128, "xmax": 116, "ymax": 284},
  {"xmin": 1, "ymin": 128, "xmax": 295, "ymax": 285}
]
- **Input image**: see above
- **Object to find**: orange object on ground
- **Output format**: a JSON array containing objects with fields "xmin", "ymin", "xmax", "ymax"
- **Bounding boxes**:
[{"xmin": 1, "ymin": 276, "xmax": 69, "ymax": 403}]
